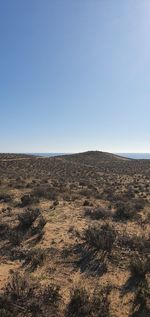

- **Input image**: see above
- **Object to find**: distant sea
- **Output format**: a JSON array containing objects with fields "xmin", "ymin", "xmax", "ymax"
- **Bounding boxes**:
[
  {"xmin": 116, "ymin": 153, "xmax": 150, "ymax": 159},
  {"xmin": 28, "ymin": 153, "xmax": 65, "ymax": 157},
  {"xmin": 29, "ymin": 153, "xmax": 150, "ymax": 160}
]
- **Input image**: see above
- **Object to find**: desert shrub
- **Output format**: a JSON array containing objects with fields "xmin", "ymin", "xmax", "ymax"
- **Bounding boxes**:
[
  {"xmin": 131, "ymin": 280, "xmax": 150, "ymax": 317},
  {"xmin": 114, "ymin": 201, "xmax": 137, "ymax": 220},
  {"xmin": 119, "ymin": 234, "xmax": 150, "ymax": 255},
  {"xmin": 79, "ymin": 181, "xmax": 87, "ymax": 187},
  {"xmin": 4, "ymin": 272, "xmax": 33, "ymax": 301},
  {"xmin": 145, "ymin": 212, "xmax": 150, "ymax": 224},
  {"xmin": 32, "ymin": 186, "xmax": 57, "ymax": 200},
  {"xmin": 23, "ymin": 247, "xmax": 47, "ymax": 271},
  {"xmin": 0, "ymin": 295, "xmax": 12, "ymax": 317},
  {"xmin": 0, "ymin": 308, "xmax": 11, "ymax": 317},
  {"xmin": 10, "ymin": 246, "xmax": 26, "ymax": 261},
  {"xmin": 18, "ymin": 208, "xmax": 40, "ymax": 231},
  {"xmin": 62, "ymin": 193, "xmax": 71, "ymax": 201},
  {"xmin": 0, "ymin": 223, "xmax": 10, "ymax": 239},
  {"xmin": 133, "ymin": 198, "xmax": 145, "ymax": 211},
  {"xmin": 0, "ymin": 193, "xmax": 11, "ymax": 203},
  {"xmin": 76, "ymin": 245, "xmax": 107, "ymax": 276},
  {"xmin": 76, "ymin": 224, "xmax": 116, "ymax": 275},
  {"xmin": 65, "ymin": 287, "xmax": 91, "ymax": 317},
  {"xmin": 0, "ymin": 285, "xmax": 13, "ymax": 316},
  {"xmin": 20, "ymin": 194, "xmax": 36, "ymax": 207},
  {"xmin": 83, "ymin": 200, "xmax": 91, "ymax": 206},
  {"xmin": 65, "ymin": 286, "xmax": 111, "ymax": 317},
  {"xmin": 79, "ymin": 189, "xmax": 93, "ymax": 198},
  {"xmin": 0, "ymin": 272, "xmax": 61, "ymax": 317},
  {"xmin": 85, "ymin": 207, "xmax": 111, "ymax": 220},
  {"xmin": 103, "ymin": 188, "xmax": 114, "ymax": 201},
  {"xmin": 84, "ymin": 208, "xmax": 92, "ymax": 217},
  {"xmin": 42, "ymin": 284, "xmax": 61, "ymax": 306},
  {"xmin": 0, "ymin": 223, "xmax": 23, "ymax": 247},
  {"xmin": 53, "ymin": 200, "xmax": 59, "ymax": 207},
  {"xmin": 9, "ymin": 230, "xmax": 23, "ymax": 247},
  {"xmin": 130, "ymin": 255, "xmax": 150, "ymax": 281},
  {"xmin": 91, "ymin": 286, "xmax": 111, "ymax": 317},
  {"xmin": 84, "ymin": 223, "xmax": 116, "ymax": 252},
  {"xmin": 125, "ymin": 187, "xmax": 135, "ymax": 198},
  {"xmin": 31, "ymin": 214, "xmax": 46, "ymax": 236}
]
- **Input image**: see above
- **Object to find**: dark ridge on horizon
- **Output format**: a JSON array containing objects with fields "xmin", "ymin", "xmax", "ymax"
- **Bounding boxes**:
[
  {"xmin": 0, "ymin": 151, "xmax": 150, "ymax": 160},
  {"xmin": 0, "ymin": 151, "xmax": 131, "ymax": 161}
]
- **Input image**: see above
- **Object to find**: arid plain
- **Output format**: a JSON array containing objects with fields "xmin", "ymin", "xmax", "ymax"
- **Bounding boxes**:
[{"xmin": 0, "ymin": 151, "xmax": 149, "ymax": 317}]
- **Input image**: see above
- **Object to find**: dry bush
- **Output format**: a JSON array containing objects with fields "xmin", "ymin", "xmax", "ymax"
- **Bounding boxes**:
[
  {"xmin": 0, "ymin": 272, "xmax": 62, "ymax": 317},
  {"xmin": 18, "ymin": 208, "xmax": 40, "ymax": 231},
  {"xmin": 131, "ymin": 280, "xmax": 150, "ymax": 317},
  {"xmin": 0, "ymin": 223, "xmax": 10, "ymax": 240},
  {"xmin": 4, "ymin": 272, "xmax": 32, "ymax": 301},
  {"xmin": 75, "ymin": 224, "xmax": 116, "ymax": 276},
  {"xmin": 114, "ymin": 201, "xmax": 139, "ymax": 221},
  {"xmin": 42, "ymin": 284, "xmax": 61, "ymax": 305},
  {"xmin": 65, "ymin": 287, "xmax": 90, "ymax": 317},
  {"xmin": 0, "ymin": 192, "xmax": 11, "ymax": 203},
  {"xmin": 23, "ymin": 247, "xmax": 47, "ymax": 271},
  {"xmin": 130, "ymin": 255, "xmax": 150, "ymax": 281},
  {"xmin": 118, "ymin": 234, "xmax": 150, "ymax": 255},
  {"xmin": 65, "ymin": 286, "xmax": 111, "ymax": 317},
  {"xmin": 9, "ymin": 230, "xmax": 23, "ymax": 247},
  {"xmin": 32, "ymin": 186, "xmax": 58, "ymax": 201},
  {"xmin": 133, "ymin": 198, "xmax": 145, "ymax": 211},
  {"xmin": 84, "ymin": 223, "xmax": 116, "ymax": 253},
  {"xmin": 84, "ymin": 207, "xmax": 112, "ymax": 220},
  {"xmin": 20, "ymin": 194, "xmax": 38, "ymax": 207}
]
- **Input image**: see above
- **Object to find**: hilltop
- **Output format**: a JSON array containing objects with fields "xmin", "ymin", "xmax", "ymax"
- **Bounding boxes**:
[{"xmin": 0, "ymin": 151, "xmax": 149, "ymax": 317}]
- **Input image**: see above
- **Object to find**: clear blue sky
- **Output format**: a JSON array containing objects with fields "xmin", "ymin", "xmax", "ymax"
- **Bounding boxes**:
[{"xmin": 0, "ymin": 0, "xmax": 150, "ymax": 153}]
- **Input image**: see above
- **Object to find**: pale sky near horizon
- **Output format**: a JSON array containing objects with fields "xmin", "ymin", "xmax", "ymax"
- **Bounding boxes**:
[{"xmin": 0, "ymin": 0, "xmax": 150, "ymax": 153}]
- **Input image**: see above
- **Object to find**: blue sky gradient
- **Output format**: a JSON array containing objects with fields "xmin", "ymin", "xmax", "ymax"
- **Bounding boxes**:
[{"xmin": 0, "ymin": 0, "xmax": 150, "ymax": 153}]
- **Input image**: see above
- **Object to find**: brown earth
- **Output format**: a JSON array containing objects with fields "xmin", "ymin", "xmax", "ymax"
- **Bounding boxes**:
[{"xmin": 0, "ymin": 151, "xmax": 149, "ymax": 317}]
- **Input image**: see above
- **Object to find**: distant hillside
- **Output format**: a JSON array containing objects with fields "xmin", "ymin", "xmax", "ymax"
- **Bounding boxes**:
[
  {"xmin": 0, "ymin": 153, "xmax": 35, "ymax": 160},
  {"xmin": 60, "ymin": 150, "xmax": 130, "ymax": 166}
]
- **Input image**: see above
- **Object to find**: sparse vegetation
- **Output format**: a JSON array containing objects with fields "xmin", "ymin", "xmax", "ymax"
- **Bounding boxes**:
[
  {"xmin": 0, "ymin": 272, "xmax": 62, "ymax": 317},
  {"xmin": 0, "ymin": 192, "xmax": 11, "ymax": 203},
  {"xmin": 84, "ymin": 223, "xmax": 116, "ymax": 252},
  {"xmin": 23, "ymin": 247, "xmax": 47, "ymax": 271},
  {"xmin": 131, "ymin": 280, "xmax": 150, "ymax": 317},
  {"xmin": 129, "ymin": 255, "xmax": 150, "ymax": 282},
  {"xmin": 114, "ymin": 201, "xmax": 138, "ymax": 220},
  {"xmin": 85, "ymin": 207, "xmax": 112, "ymax": 220},
  {"xmin": 18, "ymin": 208, "xmax": 41, "ymax": 231},
  {"xmin": 65, "ymin": 286, "xmax": 111, "ymax": 317},
  {"xmin": 0, "ymin": 151, "xmax": 150, "ymax": 317}
]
